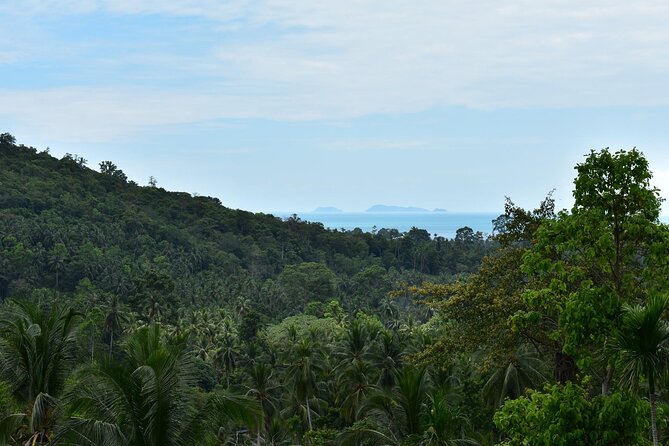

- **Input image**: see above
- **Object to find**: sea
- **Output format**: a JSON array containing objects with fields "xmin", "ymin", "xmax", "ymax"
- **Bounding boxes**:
[{"xmin": 273, "ymin": 212, "xmax": 501, "ymax": 239}]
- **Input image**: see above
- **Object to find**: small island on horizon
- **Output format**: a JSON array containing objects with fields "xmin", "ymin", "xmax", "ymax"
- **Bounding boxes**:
[{"xmin": 312, "ymin": 206, "xmax": 344, "ymax": 213}]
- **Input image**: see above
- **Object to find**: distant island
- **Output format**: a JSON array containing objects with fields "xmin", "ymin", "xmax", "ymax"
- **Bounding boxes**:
[
  {"xmin": 433, "ymin": 208, "xmax": 449, "ymax": 213},
  {"xmin": 312, "ymin": 206, "xmax": 343, "ymax": 213},
  {"xmin": 366, "ymin": 205, "xmax": 431, "ymax": 213}
]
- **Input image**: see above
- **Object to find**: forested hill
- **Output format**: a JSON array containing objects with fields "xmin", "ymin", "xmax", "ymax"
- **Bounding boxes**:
[{"xmin": 0, "ymin": 133, "xmax": 494, "ymax": 321}]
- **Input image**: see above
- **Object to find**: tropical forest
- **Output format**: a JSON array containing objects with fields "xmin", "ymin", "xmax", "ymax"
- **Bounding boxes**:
[{"xmin": 1, "ymin": 132, "xmax": 669, "ymax": 445}]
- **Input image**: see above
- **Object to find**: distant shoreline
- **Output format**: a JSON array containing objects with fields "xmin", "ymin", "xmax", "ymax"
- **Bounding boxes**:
[{"xmin": 273, "ymin": 211, "xmax": 500, "ymax": 239}]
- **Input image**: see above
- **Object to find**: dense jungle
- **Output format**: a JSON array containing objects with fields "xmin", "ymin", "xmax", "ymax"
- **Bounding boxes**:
[{"xmin": 1, "ymin": 132, "xmax": 668, "ymax": 445}]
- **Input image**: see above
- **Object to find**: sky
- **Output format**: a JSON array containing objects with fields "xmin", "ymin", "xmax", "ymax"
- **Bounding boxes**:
[{"xmin": 2, "ymin": 1, "xmax": 669, "ymax": 214}]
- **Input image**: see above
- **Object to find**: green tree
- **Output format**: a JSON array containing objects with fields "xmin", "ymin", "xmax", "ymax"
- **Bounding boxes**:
[
  {"xmin": 520, "ymin": 148, "xmax": 668, "ymax": 384},
  {"xmin": 245, "ymin": 362, "xmax": 279, "ymax": 443},
  {"xmin": 0, "ymin": 133, "xmax": 16, "ymax": 145},
  {"xmin": 214, "ymin": 334, "xmax": 239, "ymax": 388},
  {"xmin": 494, "ymin": 381, "xmax": 649, "ymax": 446},
  {"xmin": 99, "ymin": 161, "xmax": 128, "ymax": 181},
  {"xmin": 278, "ymin": 263, "xmax": 337, "ymax": 311}
]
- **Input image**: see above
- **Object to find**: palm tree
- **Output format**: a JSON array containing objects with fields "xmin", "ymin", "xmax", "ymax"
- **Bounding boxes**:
[
  {"xmin": 209, "ymin": 390, "xmax": 262, "ymax": 445},
  {"xmin": 48, "ymin": 243, "xmax": 67, "ymax": 290},
  {"xmin": 58, "ymin": 323, "xmax": 205, "ymax": 445},
  {"xmin": 419, "ymin": 390, "xmax": 476, "ymax": 446},
  {"xmin": 0, "ymin": 301, "xmax": 80, "ymax": 444},
  {"xmin": 337, "ymin": 319, "xmax": 373, "ymax": 365},
  {"xmin": 103, "ymin": 294, "xmax": 126, "ymax": 356},
  {"xmin": 336, "ymin": 359, "xmax": 376, "ymax": 423},
  {"xmin": 352, "ymin": 366, "xmax": 429, "ymax": 442},
  {"xmin": 214, "ymin": 334, "xmax": 239, "ymax": 387},
  {"xmin": 611, "ymin": 295, "xmax": 669, "ymax": 446},
  {"xmin": 348, "ymin": 365, "xmax": 475, "ymax": 446},
  {"xmin": 286, "ymin": 339, "xmax": 322, "ymax": 432},
  {"xmin": 482, "ymin": 345, "xmax": 546, "ymax": 407},
  {"xmin": 374, "ymin": 331, "xmax": 404, "ymax": 389},
  {"xmin": 245, "ymin": 362, "xmax": 279, "ymax": 444},
  {"xmin": 395, "ymin": 366, "xmax": 430, "ymax": 437}
]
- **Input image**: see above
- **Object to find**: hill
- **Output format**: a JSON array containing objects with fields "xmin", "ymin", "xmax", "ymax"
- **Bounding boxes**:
[{"xmin": 0, "ymin": 134, "xmax": 495, "ymax": 321}]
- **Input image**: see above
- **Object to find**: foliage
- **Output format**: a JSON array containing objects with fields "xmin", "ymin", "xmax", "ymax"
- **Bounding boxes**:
[
  {"xmin": 494, "ymin": 381, "xmax": 649, "ymax": 446},
  {"xmin": 519, "ymin": 148, "xmax": 669, "ymax": 377}
]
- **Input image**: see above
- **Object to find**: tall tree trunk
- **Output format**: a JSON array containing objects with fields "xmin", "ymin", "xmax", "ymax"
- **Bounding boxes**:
[
  {"xmin": 305, "ymin": 396, "xmax": 313, "ymax": 431},
  {"xmin": 650, "ymin": 375, "xmax": 659, "ymax": 446},
  {"xmin": 554, "ymin": 350, "xmax": 577, "ymax": 383},
  {"xmin": 109, "ymin": 330, "xmax": 114, "ymax": 356},
  {"xmin": 601, "ymin": 364, "xmax": 614, "ymax": 395}
]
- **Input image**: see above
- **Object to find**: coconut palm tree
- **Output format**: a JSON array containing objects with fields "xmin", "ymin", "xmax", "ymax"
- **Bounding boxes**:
[
  {"xmin": 395, "ymin": 366, "xmax": 430, "ymax": 437},
  {"xmin": 48, "ymin": 243, "xmax": 67, "ymax": 290},
  {"xmin": 57, "ymin": 323, "xmax": 204, "ymax": 445},
  {"xmin": 214, "ymin": 334, "xmax": 239, "ymax": 387},
  {"xmin": 336, "ymin": 359, "xmax": 377, "ymax": 423},
  {"xmin": 103, "ymin": 294, "xmax": 126, "ymax": 356},
  {"xmin": 245, "ymin": 362, "xmax": 279, "ymax": 444},
  {"xmin": 419, "ymin": 390, "xmax": 476, "ymax": 446},
  {"xmin": 373, "ymin": 331, "xmax": 405, "ymax": 389},
  {"xmin": 611, "ymin": 295, "xmax": 669, "ymax": 446},
  {"xmin": 0, "ymin": 300, "xmax": 80, "ymax": 444},
  {"xmin": 337, "ymin": 319, "xmax": 373, "ymax": 365},
  {"xmin": 482, "ymin": 345, "xmax": 546, "ymax": 407},
  {"xmin": 345, "ymin": 365, "xmax": 476, "ymax": 446},
  {"xmin": 286, "ymin": 339, "xmax": 322, "ymax": 432}
]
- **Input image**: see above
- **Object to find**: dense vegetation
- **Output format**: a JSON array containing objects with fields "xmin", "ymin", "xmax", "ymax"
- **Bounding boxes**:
[{"xmin": 1, "ymin": 131, "xmax": 668, "ymax": 445}]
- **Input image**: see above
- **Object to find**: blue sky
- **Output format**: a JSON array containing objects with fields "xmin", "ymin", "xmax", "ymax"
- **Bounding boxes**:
[{"xmin": 2, "ymin": 1, "xmax": 669, "ymax": 213}]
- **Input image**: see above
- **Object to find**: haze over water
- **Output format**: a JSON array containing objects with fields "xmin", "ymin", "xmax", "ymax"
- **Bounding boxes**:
[{"xmin": 274, "ymin": 212, "xmax": 500, "ymax": 239}]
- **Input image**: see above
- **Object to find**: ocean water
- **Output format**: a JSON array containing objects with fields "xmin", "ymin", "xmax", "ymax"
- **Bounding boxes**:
[{"xmin": 274, "ymin": 212, "xmax": 500, "ymax": 239}]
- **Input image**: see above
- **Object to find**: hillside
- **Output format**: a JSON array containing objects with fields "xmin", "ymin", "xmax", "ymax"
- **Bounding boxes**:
[{"xmin": 0, "ymin": 134, "xmax": 494, "ymax": 321}]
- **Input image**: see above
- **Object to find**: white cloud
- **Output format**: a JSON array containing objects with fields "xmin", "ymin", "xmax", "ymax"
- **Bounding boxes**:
[{"xmin": 2, "ymin": 1, "xmax": 669, "ymax": 140}]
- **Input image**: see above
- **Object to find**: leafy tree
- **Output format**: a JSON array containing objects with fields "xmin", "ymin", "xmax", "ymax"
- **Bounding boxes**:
[
  {"xmin": 99, "ymin": 161, "xmax": 128, "ymax": 181},
  {"xmin": 494, "ymin": 381, "xmax": 649, "ymax": 446},
  {"xmin": 278, "ymin": 263, "xmax": 338, "ymax": 311},
  {"xmin": 245, "ymin": 362, "xmax": 278, "ymax": 441},
  {"xmin": 214, "ymin": 334, "xmax": 239, "ymax": 388},
  {"xmin": 520, "ymin": 148, "xmax": 668, "ymax": 383},
  {"xmin": 0, "ymin": 133, "xmax": 16, "ymax": 145}
]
